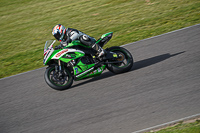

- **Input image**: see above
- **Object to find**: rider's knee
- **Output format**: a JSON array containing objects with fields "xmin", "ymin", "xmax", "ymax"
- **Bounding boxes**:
[{"xmin": 79, "ymin": 35, "xmax": 95, "ymax": 46}]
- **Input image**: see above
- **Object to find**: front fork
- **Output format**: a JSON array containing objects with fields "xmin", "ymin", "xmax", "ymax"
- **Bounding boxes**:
[
  {"xmin": 55, "ymin": 60, "xmax": 63, "ymax": 77},
  {"xmin": 58, "ymin": 60, "xmax": 62, "ymax": 72}
]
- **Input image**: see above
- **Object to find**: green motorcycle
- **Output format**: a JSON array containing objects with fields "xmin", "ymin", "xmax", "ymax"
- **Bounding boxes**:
[{"xmin": 43, "ymin": 32, "xmax": 133, "ymax": 90}]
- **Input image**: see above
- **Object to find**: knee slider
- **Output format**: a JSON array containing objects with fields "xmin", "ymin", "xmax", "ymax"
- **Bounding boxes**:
[
  {"xmin": 82, "ymin": 35, "xmax": 89, "ymax": 41},
  {"xmin": 79, "ymin": 35, "xmax": 92, "ymax": 46}
]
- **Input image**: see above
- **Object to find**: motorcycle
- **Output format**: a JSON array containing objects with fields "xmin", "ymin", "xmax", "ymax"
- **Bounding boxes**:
[{"xmin": 43, "ymin": 32, "xmax": 133, "ymax": 90}]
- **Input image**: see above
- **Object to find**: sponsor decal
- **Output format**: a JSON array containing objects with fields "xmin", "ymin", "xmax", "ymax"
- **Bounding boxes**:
[
  {"xmin": 74, "ymin": 67, "xmax": 79, "ymax": 74},
  {"xmin": 76, "ymin": 67, "xmax": 94, "ymax": 78},
  {"xmin": 66, "ymin": 54, "xmax": 71, "ymax": 58},
  {"xmin": 43, "ymin": 48, "xmax": 54, "ymax": 64},
  {"xmin": 87, "ymin": 68, "xmax": 102, "ymax": 76},
  {"xmin": 97, "ymin": 68, "xmax": 102, "ymax": 72},
  {"xmin": 55, "ymin": 49, "xmax": 68, "ymax": 58}
]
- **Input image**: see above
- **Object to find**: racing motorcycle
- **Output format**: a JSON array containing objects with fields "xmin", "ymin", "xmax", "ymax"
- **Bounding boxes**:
[{"xmin": 43, "ymin": 32, "xmax": 133, "ymax": 90}]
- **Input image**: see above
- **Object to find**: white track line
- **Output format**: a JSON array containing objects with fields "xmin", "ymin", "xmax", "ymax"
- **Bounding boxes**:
[
  {"xmin": 1, "ymin": 23, "xmax": 200, "ymax": 81},
  {"xmin": 132, "ymin": 113, "xmax": 200, "ymax": 133}
]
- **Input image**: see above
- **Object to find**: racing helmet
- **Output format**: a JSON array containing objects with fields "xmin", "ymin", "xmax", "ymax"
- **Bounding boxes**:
[{"xmin": 52, "ymin": 24, "xmax": 66, "ymax": 41}]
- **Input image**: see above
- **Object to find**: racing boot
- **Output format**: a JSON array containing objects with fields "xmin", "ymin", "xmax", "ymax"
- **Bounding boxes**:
[{"xmin": 91, "ymin": 43, "xmax": 106, "ymax": 58}]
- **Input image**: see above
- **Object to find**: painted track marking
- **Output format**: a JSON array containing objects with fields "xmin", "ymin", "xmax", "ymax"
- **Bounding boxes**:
[{"xmin": 132, "ymin": 113, "xmax": 200, "ymax": 133}]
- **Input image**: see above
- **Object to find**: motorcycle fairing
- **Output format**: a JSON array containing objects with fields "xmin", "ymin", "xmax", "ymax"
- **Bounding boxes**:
[
  {"xmin": 52, "ymin": 49, "xmax": 85, "ymax": 60},
  {"xmin": 74, "ymin": 65, "xmax": 106, "ymax": 80}
]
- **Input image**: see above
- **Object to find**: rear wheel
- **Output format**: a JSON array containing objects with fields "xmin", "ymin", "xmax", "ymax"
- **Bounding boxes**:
[
  {"xmin": 44, "ymin": 66, "xmax": 73, "ymax": 90},
  {"xmin": 106, "ymin": 46, "xmax": 133, "ymax": 74}
]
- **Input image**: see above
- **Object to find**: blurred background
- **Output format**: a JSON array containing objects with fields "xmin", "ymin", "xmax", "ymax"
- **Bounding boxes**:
[{"xmin": 0, "ymin": 0, "xmax": 199, "ymax": 78}]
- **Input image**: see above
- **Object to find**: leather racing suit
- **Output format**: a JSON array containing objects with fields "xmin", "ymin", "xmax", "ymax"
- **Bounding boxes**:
[{"xmin": 61, "ymin": 28, "xmax": 105, "ymax": 57}]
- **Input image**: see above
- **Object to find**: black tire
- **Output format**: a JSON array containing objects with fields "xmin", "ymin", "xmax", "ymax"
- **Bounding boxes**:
[
  {"xmin": 106, "ymin": 46, "xmax": 133, "ymax": 74},
  {"xmin": 44, "ymin": 66, "xmax": 73, "ymax": 91}
]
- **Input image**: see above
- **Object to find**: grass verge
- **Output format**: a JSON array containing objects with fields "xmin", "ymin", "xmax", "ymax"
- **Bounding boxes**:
[
  {"xmin": 148, "ymin": 119, "xmax": 200, "ymax": 133},
  {"xmin": 0, "ymin": 0, "xmax": 200, "ymax": 78}
]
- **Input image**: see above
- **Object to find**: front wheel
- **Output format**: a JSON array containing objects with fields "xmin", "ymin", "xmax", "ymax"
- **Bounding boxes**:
[
  {"xmin": 44, "ymin": 66, "xmax": 73, "ymax": 91},
  {"xmin": 106, "ymin": 46, "xmax": 133, "ymax": 74}
]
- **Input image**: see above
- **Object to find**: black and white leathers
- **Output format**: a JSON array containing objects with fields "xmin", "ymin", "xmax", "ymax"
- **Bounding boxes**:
[{"xmin": 62, "ymin": 28, "xmax": 105, "ymax": 57}]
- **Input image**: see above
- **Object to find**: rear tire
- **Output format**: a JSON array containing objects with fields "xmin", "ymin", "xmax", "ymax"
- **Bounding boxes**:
[
  {"xmin": 44, "ymin": 66, "xmax": 73, "ymax": 91},
  {"xmin": 106, "ymin": 46, "xmax": 133, "ymax": 74}
]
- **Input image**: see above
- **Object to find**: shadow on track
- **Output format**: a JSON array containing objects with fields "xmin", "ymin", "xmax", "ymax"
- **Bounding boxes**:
[
  {"xmin": 71, "ymin": 51, "xmax": 185, "ymax": 89},
  {"xmin": 132, "ymin": 51, "xmax": 185, "ymax": 70}
]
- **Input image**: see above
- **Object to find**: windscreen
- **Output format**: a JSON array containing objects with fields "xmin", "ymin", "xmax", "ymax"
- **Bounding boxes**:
[{"xmin": 44, "ymin": 40, "xmax": 56, "ymax": 54}]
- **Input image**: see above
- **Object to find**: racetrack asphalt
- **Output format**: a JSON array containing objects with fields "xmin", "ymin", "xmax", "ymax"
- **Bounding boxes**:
[{"xmin": 0, "ymin": 24, "xmax": 200, "ymax": 133}]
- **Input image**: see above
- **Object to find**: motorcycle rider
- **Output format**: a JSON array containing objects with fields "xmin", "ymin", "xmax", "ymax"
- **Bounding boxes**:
[{"xmin": 52, "ymin": 24, "xmax": 105, "ymax": 57}]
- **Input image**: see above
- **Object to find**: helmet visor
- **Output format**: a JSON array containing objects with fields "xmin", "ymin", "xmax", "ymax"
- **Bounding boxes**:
[
  {"xmin": 53, "ymin": 33, "xmax": 61, "ymax": 41},
  {"xmin": 60, "ymin": 32, "xmax": 65, "ymax": 41}
]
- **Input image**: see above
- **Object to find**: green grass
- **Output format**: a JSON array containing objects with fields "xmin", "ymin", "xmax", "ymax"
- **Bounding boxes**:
[
  {"xmin": 0, "ymin": 0, "xmax": 200, "ymax": 78},
  {"xmin": 148, "ymin": 120, "xmax": 200, "ymax": 133}
]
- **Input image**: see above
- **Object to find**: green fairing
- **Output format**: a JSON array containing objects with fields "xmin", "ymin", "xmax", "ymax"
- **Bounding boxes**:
[
  {"xmin": 101, "ymin": 32, "xmax": 113, "ymax": 38},
  {"xmin": 75, "ymin": 65, "xmax": 106, "ymax": 80},
  {"xmin": 96, "ymin": 32, "xmax": 113, "ymax": 43},
  {"xmin": 65, "ymin": 40, "xmax": 90, "ymax": 48},
  {"xmin": 73, "ymin": 61, "xmax": 95, "ymax": 75},
  {"xmin": 45, "ymin": 41, "xmax": 87, "ymax": 65},
  {"xmin": 59, "ymin": 51, "xmax": 85, "ymax": 63},
  {"xmin": 44, "ymin": 49, "xmax": 61, "ymax": 65}
]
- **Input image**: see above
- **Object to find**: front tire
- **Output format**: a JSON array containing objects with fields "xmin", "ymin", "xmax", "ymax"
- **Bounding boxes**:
[
  {"xmin": 106, "ymin": 46, "xmax": 133, "ymax": 74},
  {"xmin": 44, "ymin": 66, "xmax": 73, "ymax": 91}
]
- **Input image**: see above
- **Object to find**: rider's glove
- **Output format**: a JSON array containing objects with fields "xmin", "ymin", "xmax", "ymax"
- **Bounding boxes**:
[
  {"xmin": 60, "ymin": 37, "xmax": 72, "ymax": 47},
  {"xmin": 60, "ymin": 41, "xmax": 68, "ymax": 47}
]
